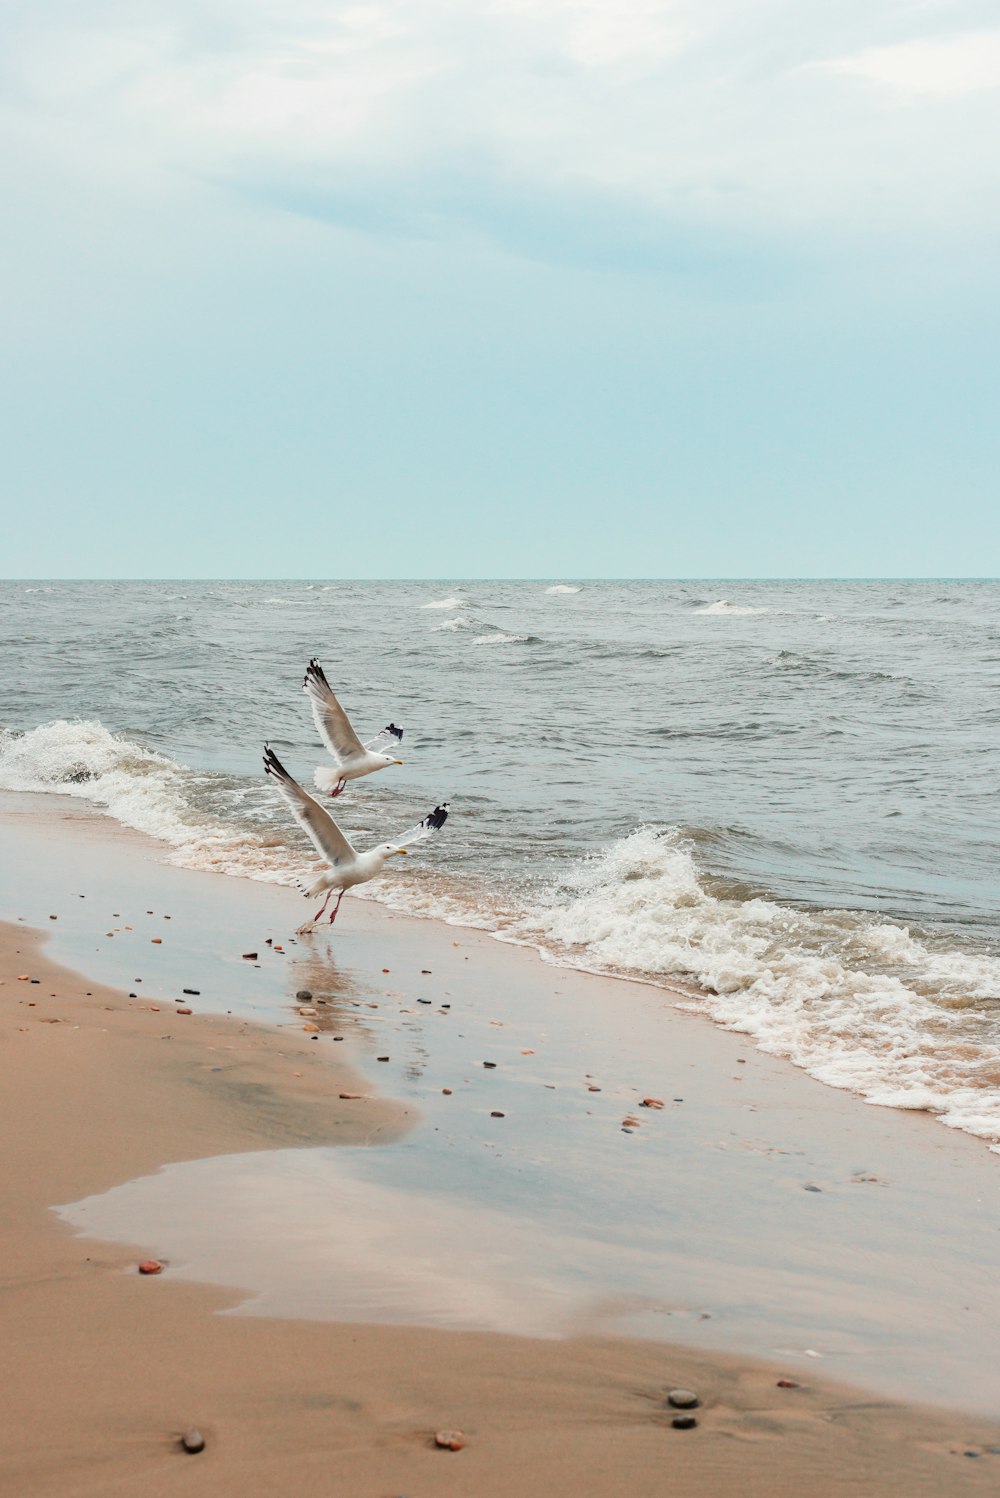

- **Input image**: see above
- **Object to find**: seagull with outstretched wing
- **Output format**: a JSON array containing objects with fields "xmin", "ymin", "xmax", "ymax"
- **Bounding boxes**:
[
  {"xmin": 303, "ymin": 657, "xmax": 404, "ymax": 797},
  {"xmin": 264, "ymin": 745, "xmax": 448, "ymax": 931}
]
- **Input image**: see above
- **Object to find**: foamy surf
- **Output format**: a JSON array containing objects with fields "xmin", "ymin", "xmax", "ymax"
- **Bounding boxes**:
[
  {"xmin": 515, "ymin": 828, "xmax": 1000, "ymax": 1148},
  {"xmin": 545, "ymin": 584, "xmax": 582, "ymax": 594},
  {"xmin": 696, "ymin": 599, "xmax": 771, "ymax": 616},
  {"xmin": 420, "ymin": 597, "xmax": 466, "ymax": 610},
  {"xmin": 3, "ymin": 717, "xmax": 1000, "ymax": 1153}
]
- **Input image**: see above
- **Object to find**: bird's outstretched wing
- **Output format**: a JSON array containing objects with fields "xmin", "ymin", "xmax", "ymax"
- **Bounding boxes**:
[
  {"xmin": 364, "ymin": 723, "xmax": 404, "ymax": 754},
  {"xmin": 395, "ymin": 803, "xmax": 450, "ymax": 849},
  {"xmin": 303, "ymin": 659, "xmax": 365, "ymax": 763},
  {"xmin": 264, "ymin": 746, "xmax": 357, "ymax": 865}
]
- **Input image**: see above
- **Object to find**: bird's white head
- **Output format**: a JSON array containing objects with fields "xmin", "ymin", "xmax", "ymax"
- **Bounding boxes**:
[
  {"xmin": 375, "ymin": 841, "xmax": 409, "ymax": 860},
  {"xmin": 379, "ymin": 754, "xmax": 404, "ymax": 767}
]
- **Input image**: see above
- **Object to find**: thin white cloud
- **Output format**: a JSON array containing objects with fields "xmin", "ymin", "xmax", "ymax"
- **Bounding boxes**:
[
  {"xmin": 3, "ymin": 0, "xmax": 1000, "ymax": 267},
  {"xmin": 822, "ymin": 28, "xmax": 1000, "ymax": 98}
]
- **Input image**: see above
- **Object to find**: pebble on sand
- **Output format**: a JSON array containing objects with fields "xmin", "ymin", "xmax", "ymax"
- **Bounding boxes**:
[
  {"xmin": 181, "ymin": 1428, "xmax": 205, "ymax": 1454},
  {"xmin": 671, "ymin": 1415, "xmax": 698, "ymax": 1430},
  {"xmin": 667, "ymin": 1390, "xmax": 700, "ymax": 1409},
  {"xmin": 242, "ymin": 952, "xmax": 258, "ymax": 960},
  {"xmin": 182, "ymin": 988, "xmax": 200, "ymax": 995},
  {"xmin": 776, "ymin": 1379, "xmax": 801, "ymax": 1389},
  {"xmin": 296, "ymin": 989, "xmax": 313, "ymax": 1000},
  {"xmin": 176, "ymin": 1007, "xmax": 193, "ymax": 1015},
  {"xmin": 442, "ymin": 1088, "xmax": 453, "ymax": 1095},
  {"xmin": 641, "ymin": 1097, "xmax": 665, "ymax": 1109},
  {"xmin": 491, "ymin": 1110, "xmax": 505, "ymax": 1118},
  {"xmin": 138, "ymin": 1260, "xmax": 163, "ymax": 1274},
  {"xmin": 434, "ymin": 1430, "xmax": 465, "ymax": 1451},
  {"xmin": 151, "ymin": 938, "xmax": 162, "ymax": 945}
]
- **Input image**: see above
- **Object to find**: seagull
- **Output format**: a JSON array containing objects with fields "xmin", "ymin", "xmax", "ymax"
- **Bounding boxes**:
[
  {"xmin": 264, "ymin": 746, "xmax": 449, "ymax": 932},
  {"xmin": 303, "ymin": 658, "xmax": 404, "ymax": 798}
]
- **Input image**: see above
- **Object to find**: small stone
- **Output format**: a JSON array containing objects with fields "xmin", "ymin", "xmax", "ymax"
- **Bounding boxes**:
[
  {"xmin": 418, "ymin": 998, "xmax": 432, "ymax": 1004},
  {"xmin": 442, "ymin": 1088, "xmax": 452, "ymax": 1095},
  {"xmin": 242, "ymin": 952, "xmax": 258, "ymax": 960},
  {"xmin": 382, "ymin": 968, "xmax": 390, "ymax": 973},
  {"xmin": 377, "ymin": 1056, "xmax": 390, "ymax": 1062},
  {"xmin": 339, "ymin": 1092, "xmax": 366, "ymax": 1100},
  {"xmin": 483, "ymin": 1061, "xmax": 497, "ymax": 1069},
  {"xmin": 671, "ymin": 1415, "xmax": 698, "ymax": 1430},
  {"xmin": 804, "ymin": 1184, "xmax": 822, "ymax": 1193},
  {"xmin": 434, "ymin": 1429, "xmax": 465, "ymax": 1451},
  {"xmin": 273, "ymin": 944, "xmax": 283, "ymax": 952},
  {"xmin": 17, "ymin": 975, "xmax": 29, "ymax": 981},
  {"xmin": 296, "ymin": 989, "xmax": 313, "ymax": 1000},
  {"xmin": 421, "ymin": 969, "xmax": 432, "ymax": 974},
  {"xmin": 177, "ymin": 1007, "xmax": 193, "ymax": 1015},
  {"xmin": 138, "ymin": 1260, "xmax": 163, "ymax": 1275},
  {"xmin": 151, "ymin": 938, "xmax": 162, "ymax": 945},
  {"xmin": 181, "ymin": 1428, "xmax": 205, "ymax": 1454},
  {"xmin": 491, "ymin": 1110, "xmax": 505, "ymax": 1118},
  {"xmin": 667, "ymin": 1390, "xmax": 700, "ymax": 1409},
  {"xmin": 776, "ymin": 1379, "xmax": 800, "ymax": 1389},
  {"xmin": 49, "ymin": 914, "xmax": 57, "ymax": 920},
  {"xmin": 588, "ymin": 1085, "xmax": 601, "ymax": 1092},
  {"xmin": 182, "ymin": 988, "xmax": 200, "ymax": 995},
  {"xmin": 641, "ymin": 1097, "xmax": 665, "ymax": 1109}
]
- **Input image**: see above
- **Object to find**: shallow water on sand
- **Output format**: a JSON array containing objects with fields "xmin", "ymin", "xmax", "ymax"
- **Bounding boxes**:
[{"xmin": 2, "ymin": 578, "xmax": 1000, "ymax": 1142}]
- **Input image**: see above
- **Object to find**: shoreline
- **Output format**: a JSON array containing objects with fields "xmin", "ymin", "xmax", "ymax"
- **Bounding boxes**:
[{"xmin": 3, "ymin": 793, "xmax": 1000, "ymax": 1493}]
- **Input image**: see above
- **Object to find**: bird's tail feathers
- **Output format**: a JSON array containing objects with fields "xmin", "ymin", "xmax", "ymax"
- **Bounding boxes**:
[{"xmin": 314, "ymin": 767, "xmax": 346, "ymax": 796}]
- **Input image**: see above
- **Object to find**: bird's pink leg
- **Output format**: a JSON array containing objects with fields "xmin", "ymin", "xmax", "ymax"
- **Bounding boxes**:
[
  {"xmin": 330, "ymin": 778, "xmax": 347, "ymax": 799},
  {"xmin": 328, "ymin": 890, "xmax": 345, "ymax": 925},
  {"xmin": 313, "ymin": 888, "xmax": 333, "ymax": 922}
]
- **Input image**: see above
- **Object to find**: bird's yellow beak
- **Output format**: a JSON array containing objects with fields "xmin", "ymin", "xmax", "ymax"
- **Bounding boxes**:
[
  {"xmin": 394, "ymin": 759, "xmax": 404, "ymax": 766},
  {"xmin": 395, "ymin": 847, "xmax": 409, "ymax": 856}
]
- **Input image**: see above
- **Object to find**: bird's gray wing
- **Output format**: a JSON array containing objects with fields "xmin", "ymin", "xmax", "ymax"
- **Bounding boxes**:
[
  {"xmin": 264, "ymin": 746, "xmax": 356, "ymax": 865},
  {"xmin": 364, "ymin": 724, "xmax": 404, "ymax": 754},
  {"xmin": 303, "ymin": 658, "xmax": 365, "ymax": 763}
]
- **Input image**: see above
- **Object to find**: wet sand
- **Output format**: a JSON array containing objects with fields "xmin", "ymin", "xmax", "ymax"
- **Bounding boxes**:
[{"xmin": 2, "ymin": 793, "xmax": 1000, "ymax": 1495}]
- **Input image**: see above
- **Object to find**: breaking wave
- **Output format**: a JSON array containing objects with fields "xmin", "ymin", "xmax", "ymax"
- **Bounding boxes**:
[{"xmin": 4, "ymin": 720, "xmax": 999, "ymax": 1151}]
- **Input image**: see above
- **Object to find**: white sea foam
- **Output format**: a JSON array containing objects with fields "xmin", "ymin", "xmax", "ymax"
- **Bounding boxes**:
[
  {"xmin": 545, "ymin": 584, "xmax": 582, "ymax": 594},
  {"xmin": 473, "ymin": 632, "xmax": 530, "ymax": 645},
  {"xmin": 696, "ymin": 599, "xmax": 770, "ymax": 616},
  {"xmin": 433, "ymin": 616, "xmax": 475, "ymax": 632},
  {"xmin": 420, "ymin": 597, "xmax": 466, "ymax": 610},
  {"xmin": 515, "ymin": 828, "xmax": 1000, "ymax": 1146},
  {"xmin": 0, "ymin": 721, "xmax": 296, "ymax": 883},
  {"xmin": 4, "ymin": 721, "xmax": 1000, "ymax": 1150}
]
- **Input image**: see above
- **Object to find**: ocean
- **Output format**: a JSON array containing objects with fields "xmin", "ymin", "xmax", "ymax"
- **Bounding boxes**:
[{"xmin": 2, "ymin": 578, "xmax": 999, "ymax": 1147}]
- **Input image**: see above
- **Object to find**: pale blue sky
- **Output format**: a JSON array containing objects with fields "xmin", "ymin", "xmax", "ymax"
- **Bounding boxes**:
[{"xmin": 1, "ymin": 0, "xmax": 998, "ymax": 577}]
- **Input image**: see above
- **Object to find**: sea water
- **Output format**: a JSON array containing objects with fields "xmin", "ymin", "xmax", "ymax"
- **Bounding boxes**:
[{"xmin": 2, "ymin": 578, "xmax": 999, "ymax": 1145}]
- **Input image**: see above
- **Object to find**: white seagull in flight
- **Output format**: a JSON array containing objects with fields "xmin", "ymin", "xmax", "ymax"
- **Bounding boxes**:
[
  {"xmin": 264, "ymin": 746, "xmax": 449, "ymax": 931},
  {"xmin": 303, "ymin": 657, "xmax": 404, "ymax": 798}
]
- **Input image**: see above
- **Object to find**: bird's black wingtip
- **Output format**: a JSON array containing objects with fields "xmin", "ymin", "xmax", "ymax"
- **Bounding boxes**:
[
  {"xmin": 425, "ymin": 802, "xmax": 450, "ymax": 832},
  {"xmin": 263, "ymin": 743, "xmax": 286, "ymax": 778},
  {"xmin": 303, "ymin": 657, "xmax": 329, "ymax": 691}
]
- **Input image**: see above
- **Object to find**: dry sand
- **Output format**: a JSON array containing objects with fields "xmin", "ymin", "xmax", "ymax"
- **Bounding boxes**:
[{"xmin": 3, "ymin": 920, "xmax": 1000, "ymax": 1498}]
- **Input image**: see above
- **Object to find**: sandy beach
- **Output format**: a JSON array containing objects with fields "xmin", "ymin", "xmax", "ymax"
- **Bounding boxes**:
[{"xmin": 2, "ymin": 793, "xmax": 1000, "ymax": 1495}]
